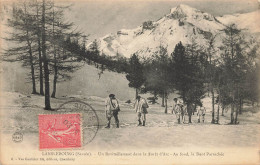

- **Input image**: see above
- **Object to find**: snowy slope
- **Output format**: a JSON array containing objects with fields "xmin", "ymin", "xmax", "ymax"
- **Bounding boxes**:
[
  {"xmin": 217, "ymin": 10, "xmax": 260, "ymax": 34},
  {"xmin": 88, "ymin": 4, "xmax": 259, "ymax": 58}
]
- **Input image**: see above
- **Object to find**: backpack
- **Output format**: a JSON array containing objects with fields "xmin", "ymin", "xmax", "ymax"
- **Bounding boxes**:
[
  {"xmin": 142, "ymin": 99, "xmax": 149, "ymax": 108},
  {"xmin": 110, "ymin": 99, "xmax": 120, "ymax": 112},
  {"xmin": 141, "ymin": 99, "xmax": 149, "ymax": 114}
]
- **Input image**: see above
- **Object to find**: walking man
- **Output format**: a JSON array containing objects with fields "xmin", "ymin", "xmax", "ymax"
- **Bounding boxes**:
[
  {"xmin": 134, "ymin": 96, "xmax": 149, "ymax": 126},
  {"xmin": 105, "ymin": 94, "xmax": 120, "ymax": 128}
]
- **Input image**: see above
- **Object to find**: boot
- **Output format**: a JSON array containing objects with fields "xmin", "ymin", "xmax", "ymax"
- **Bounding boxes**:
[
  {"xmin": 178, "ymin": 118, "xmax": 180, "ymax": 124},
  {"xmin": 105, "ymin": 122, "xmax": 110, "ymax": 128},
  {"xmin": 116, "ymin": 123, "xmax": 119, "ymax": 128},
  {"xmin": 137, "ymin": 120, "xmax": 142, "ymax": 126},
  {"xmin": 202, "ymin": 120, "xmax": 204, "ymax": 123},
  {"xmin": 142, "ymin": 121, "xmax": 145, "ymax": 126},
  {"xmin": 105, "ymin": 124, "xmax": 110, "ymax": 128},
  {"xmin": 189, "ymin": 116, "xmax": 192, "ymax": 123},
  {"xmin": 198, "ymin": 119, "xmax": 200, "ymax": 123}
]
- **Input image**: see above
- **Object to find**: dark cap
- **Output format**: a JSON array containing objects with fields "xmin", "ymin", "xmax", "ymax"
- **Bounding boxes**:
[
  {"xmin": 136, "ymin": 95, "xmax": 141, "ymax": 99},
  {"xmin": 109, "ymin": 94, "xmax": 115, "ymax": 98}
]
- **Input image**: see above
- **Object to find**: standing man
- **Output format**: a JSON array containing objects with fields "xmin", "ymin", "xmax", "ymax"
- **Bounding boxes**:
[
  {"xmin": 105, "ymin": 94, "xmax": 120, "ymax": 128},
  {"xmin": 171, "ymin": 98, "xmax": 178, "ymax": 114},
  {"xmin": 172, "ymin": 98, "xmax": 183, "ymax": 124},
  {"xmin": 186, "ymin": 103, "xmax": 193, "ymax": 123},
  {"xmin": 134, "ymin": 96, "xmax": 149, "ymax": 126},
  {"xmin": 197, "ymin": 103, "xmax": 206, "ymax": 123}
]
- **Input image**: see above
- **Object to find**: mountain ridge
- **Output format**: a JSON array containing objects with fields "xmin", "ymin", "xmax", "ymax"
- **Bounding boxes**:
[{"xmin": 87, "ymin": 4, "xmax": 259, "ymax": 58}]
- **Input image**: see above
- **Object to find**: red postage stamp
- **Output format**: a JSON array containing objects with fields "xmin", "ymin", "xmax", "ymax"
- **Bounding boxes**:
[{"xmin": 39, "ymin": 113, "xmax": 82, "ymax": 149}]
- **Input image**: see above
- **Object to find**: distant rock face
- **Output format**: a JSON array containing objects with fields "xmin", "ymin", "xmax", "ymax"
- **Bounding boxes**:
[
  {"xmin": 142, "ymin": 21, "xmax": 154, "ymax": 31},
  {"xmin": 87, "ymin": 4, "xmax": 259, "ymax": 58},
  {"xmin": 169, "ymin": 6, "xmax": 188, "ymax": 19}
]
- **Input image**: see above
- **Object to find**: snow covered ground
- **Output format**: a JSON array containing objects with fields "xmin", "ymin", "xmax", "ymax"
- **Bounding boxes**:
[
  {"xmin": 1, "ymin": 91, "xmax": 259, "ymax": 150},
  {"xmin": 0, "ymin": 91, "xmax": 259, "ymax": 165}
]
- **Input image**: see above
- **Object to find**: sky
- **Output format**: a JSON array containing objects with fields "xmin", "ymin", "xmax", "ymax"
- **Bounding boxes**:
[{"xmin": 63, "ymin": 0, "xmax": 259, "ymax": 42}]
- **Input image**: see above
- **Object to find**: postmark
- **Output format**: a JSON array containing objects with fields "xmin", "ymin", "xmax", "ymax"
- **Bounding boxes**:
[
  {"xmin": 57, "ymin": 100, "xmax": 99, "ymax": 146},
  {"xmin": 39, "ymin": 113, "xmax": 82, "ymax": 149}
]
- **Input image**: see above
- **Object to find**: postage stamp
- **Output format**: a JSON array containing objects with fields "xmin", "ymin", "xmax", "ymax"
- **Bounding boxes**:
[{"xmin": 39, "ymin": 113, "xmax": 82, "ymax": 149}]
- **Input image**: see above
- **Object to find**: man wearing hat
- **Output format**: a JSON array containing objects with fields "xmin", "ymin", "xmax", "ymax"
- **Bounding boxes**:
[
  {"xmin": 172, "ymin": 98, "xmax": 183, "ymax": 124},
  {"xmin": 105, "ymin": 94, "xmax": 120, "ymax": 128},
  {"xmin": 197, "ymin": 102, "xmax": 206, "ymax": 123},
  {"xmin": 134, "ymin": 95, "xmax": 149, "ymax": 126}
]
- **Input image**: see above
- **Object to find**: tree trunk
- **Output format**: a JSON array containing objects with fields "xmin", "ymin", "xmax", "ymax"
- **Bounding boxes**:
[
  {"xmin": 164, "ymin": 92, "xmax": 168, "ymax": 113},
  {"xmin": 51, "ymin": 52, "xmax": 57, "ymax": 98},
  {"xmin": 235, "ymin": 103, "xmax": 239, "ymax": 124},
  {"xmin": 38, "ymin": 39, "xmax": 44, "ymax": 95},
  {"xmin": 234, "ymin": 88, "xmax": 239, "ymax": 124},
  {"xmin": 51, "ymin": 7, "xmax": 57, "ymax": 98},
  {"xmin": 211, "ymin": 89, "xmax": 215, "ymax": 123},
  {"xmin": 36, "ymin": 3, "xmax": 44, "ymax": 96},
  {"xmin": 161, "ymin": 91, "xmax": 165, "ymax": 107},
  {"xmin": 207, "ymin": 83, "xmax": 210, "ymax": 97},
  {"xmin": 216, "ymin": 89, "xmax": 221, "ymax": 123},
  {"xmin": 221, "ymin": 106, "xmax": 224, "ymax": 116},
  {"xmin": 42, "ymin": 0, "xmax": 51, "ymax": 110},
  {"xmin": 24, "ymin": 5, "xmax": 37, "ymax": 94},
  {"xmin": 152, "ymin": 91, "xmax": 157, "ymax": 104},
  {"xmin": 239, "ymin": 98, "xmax": 243, "ymax": 114},
  {"xmin": 230, "ymin": 92, "xmax": 235, "ymax": 124},
  {"xmin": 230, "ymin": 103, "xmax": 234, "ymax": 124},
  {"xmin": 193, "ymin": 104, "xmax": 197, "ymax": 115},
  {"xmin": 187, "ymin": 102, "xmax": 192, "ymax": 123},
  {"xmin": 216, "ymin": 102, "xmax": 220, "ymax": 124},
  {"xmin": 27, "ymin": 40, "xmax": 37, "ymax": 94}
]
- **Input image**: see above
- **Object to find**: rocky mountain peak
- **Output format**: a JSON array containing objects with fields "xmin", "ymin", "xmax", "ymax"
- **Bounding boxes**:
[
  {"xmin": 169, "ymin": 4, "xmax": 215, "ymax": 22},
  {"xmin": 170, "ymin": 4, "xmax": 199, "ymax": 18}
]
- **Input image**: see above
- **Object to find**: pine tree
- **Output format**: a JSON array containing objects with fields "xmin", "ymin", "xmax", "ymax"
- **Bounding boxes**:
[
  {"xmin": 88, "ymin": 39, "xmax": 100, "ymax": 66},
  {"xmin": 142, "ymin": 45, "xmax": 172, "ymax": 112},
  {"xmin": 142, "ymin": 58, "xmax": 162, "ymax": 104},
  {"xmin": 171, "ymin": 42, "xmax": 188, "ymax": 102},
  {"xmin": 30, "ymin": 0, "xmax": 44, "ymax": 95},
  {"xmin": 171, "ymin": 41, "xmax": 205, "ymax": 123},
  {"xmin": 155, "ymin": 46, "xmax": 171, "ymax": 112},
  {"xmin": 219, "ymin": 24, "xmax": 257, "ymax": 124},
  {"xmin": 126, "ymin": 54, "xmax": 145, "ymax": 98},
  {"xmin": 47, "ymin": 1, "xmax": 81, "ymax": 98},
  {"xmin": 204, "ymin": 35, "xmax": 218, "ymax": 123}
]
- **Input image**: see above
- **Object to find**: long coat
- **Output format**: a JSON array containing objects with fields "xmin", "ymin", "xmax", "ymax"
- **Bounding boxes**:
[{"xmin": 134, "ymin": 98, "xmax": 149, "ymax": 114}]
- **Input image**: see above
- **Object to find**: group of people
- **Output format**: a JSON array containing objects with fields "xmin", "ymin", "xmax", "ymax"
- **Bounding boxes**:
[
  {"xmin": 104, "ymin": 94, "xmax": 206, "ymax": 128},
  {"xmin": 172, "ymin": 98, "xmax": 206, "ymax": 124},
  {"xmin": 104, "ymin": 94, "xmax": 149, "ymax": 128}
]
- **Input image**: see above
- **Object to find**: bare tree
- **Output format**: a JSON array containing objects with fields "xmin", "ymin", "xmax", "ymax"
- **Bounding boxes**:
[{"xmin": 4, "ymin": 1, "xmax": 38, "ymax": 94}]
